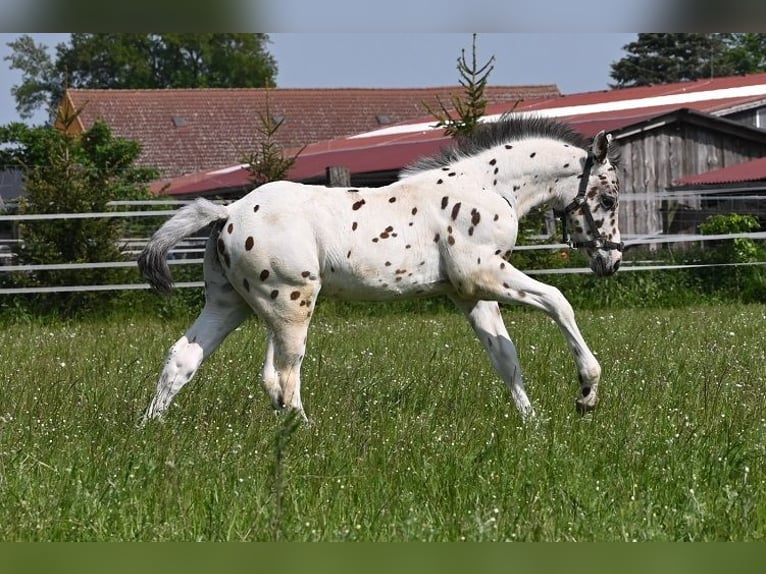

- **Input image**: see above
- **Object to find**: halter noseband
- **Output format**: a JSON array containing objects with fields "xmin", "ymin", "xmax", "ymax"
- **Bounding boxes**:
[{"xmin": 558, "ymin": 154, "xmax": 624, "ymax": 252}]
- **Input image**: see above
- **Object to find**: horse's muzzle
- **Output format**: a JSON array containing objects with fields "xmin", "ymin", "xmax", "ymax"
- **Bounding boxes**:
[{"xmin": 590, "ymin": 252, "xmax": 621, "ymax": 277}]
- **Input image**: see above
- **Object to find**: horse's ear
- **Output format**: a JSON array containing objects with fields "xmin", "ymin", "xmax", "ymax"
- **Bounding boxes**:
[{"xmin": 592, "ymin": 130, "xmax": 609, "ymax": 162}]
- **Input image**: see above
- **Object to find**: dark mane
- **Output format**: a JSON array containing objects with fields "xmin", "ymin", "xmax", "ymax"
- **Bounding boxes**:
[{"xmin": 401, "ymin": 114, "xmax": 616, "ymax": 177}]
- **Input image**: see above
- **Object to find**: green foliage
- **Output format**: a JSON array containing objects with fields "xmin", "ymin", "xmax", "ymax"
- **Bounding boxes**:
[
  {"xmin": 0, "ymin": 116, "xmax": 158, "ymax": 316},
  {"xmin": 700, "ymin": 213, "xmax": 761, "ymax": 263},
  {"xmin": 4, "ymin": 33, "xmax": 277, "ymax": 121},
  {"xmin": 694, "ymin": 214, "xmax": 766, "ymax": 301},
  {"xmin": 609, "ymin": 33, "xmax": 766, "ymax": 88},
  {"xmin": 718, "ymin": 33, "xmax": 766, "ymax": 75},
  {"xmin": 423, "ymin": 34, "xmax": 497, "ymax": 138},
  {"xmin": 241, "ymin": 91, "xmax": 304, "ymax": 187},
  {"xmin": 699, "ymin": 213, "xmax": 760, "ymax": 236}
]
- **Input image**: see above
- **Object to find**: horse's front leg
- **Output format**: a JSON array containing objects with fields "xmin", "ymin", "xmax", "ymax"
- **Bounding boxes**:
[
  {"xmin": 451, "ymin": 298, "xmax": 534, "ymax": 418},
  {"xmin": 466, "ymin": 263, "xmax": 601, "ymax": 413}
]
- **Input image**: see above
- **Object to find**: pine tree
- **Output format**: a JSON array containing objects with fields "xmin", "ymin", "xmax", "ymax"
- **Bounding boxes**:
[
  {"xmin": 241, "ymin": 91, "xmax": 304, "ymax": 188},
  {"xmin": 423, "ymin": 34, "xmax": 496, "ymax": 138},
  {"xmin": 610, "ymin": 33, "xmax": 735, "ymax": 88}
]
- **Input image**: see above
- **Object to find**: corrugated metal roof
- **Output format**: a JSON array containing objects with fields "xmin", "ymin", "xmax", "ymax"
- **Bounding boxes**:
[{"xmin": 673, "ymin": 156, "xmax": 766, "ymax": 186}]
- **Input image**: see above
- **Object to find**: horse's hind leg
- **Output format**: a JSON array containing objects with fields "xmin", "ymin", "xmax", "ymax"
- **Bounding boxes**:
[
  {"xmin": 452, "ymin": 298, "xmax": 534, "ymax": 417},
  {"xmin": 260, "ymin": 329, "xmax": 280, "ymax": 407},
  {"xmin": 265, "ymin": 320, "xmax": 312, "ymax": 421},
  {"xmin": 143, "ymin": 225, "xmax": 251, "ymax": 422},
  {"xmin": 143, "ymin": 285, "xmax": 251, "ymax": 421}
]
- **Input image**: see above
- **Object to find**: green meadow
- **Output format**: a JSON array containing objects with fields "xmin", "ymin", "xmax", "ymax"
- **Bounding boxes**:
[{"xmin": 0, "ymin": 302, "xmax": 764, "ymax": 540}]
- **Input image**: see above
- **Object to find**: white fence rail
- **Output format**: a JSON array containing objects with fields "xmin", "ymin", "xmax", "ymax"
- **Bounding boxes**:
[{"xmin": 1, "ymin": 197, "xmax": 765, "ymax": 295}]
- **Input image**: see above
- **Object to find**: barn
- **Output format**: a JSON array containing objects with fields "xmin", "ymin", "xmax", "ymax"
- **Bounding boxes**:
[{"xmin": 146, "ymin": 73, "xmax": 766, "ymax": 239}]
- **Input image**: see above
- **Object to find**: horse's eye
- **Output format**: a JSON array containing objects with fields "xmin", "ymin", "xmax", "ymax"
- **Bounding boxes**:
[{"xmin": 600, "ymin": 195, "xmax": 617, "ymax": 210}]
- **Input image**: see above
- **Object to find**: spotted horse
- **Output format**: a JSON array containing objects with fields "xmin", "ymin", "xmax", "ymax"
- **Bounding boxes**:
[{"xmin": 138, "ymin": 114, "xmax": 623, "ymax": 422}]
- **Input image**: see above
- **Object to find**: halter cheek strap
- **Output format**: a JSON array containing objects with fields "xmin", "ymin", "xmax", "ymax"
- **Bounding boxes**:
[{"xmin": 559, "ymin": 154, "xmax": 624, "ymax": 252}]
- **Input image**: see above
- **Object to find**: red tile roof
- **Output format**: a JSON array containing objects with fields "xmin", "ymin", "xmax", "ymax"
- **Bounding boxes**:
[
  {"xmin": 673, "ymin": 156, "xmax": 766, "ymax": 186},
  {"xmin": 62, "ymin": 85, "xmax": 560, "ymax": 178}
]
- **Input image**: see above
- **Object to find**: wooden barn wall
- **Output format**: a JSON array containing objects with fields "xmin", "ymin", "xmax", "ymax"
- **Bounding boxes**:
[{"xmin": 617, "ymin": 124, "xmax": 766, "ymax": 236}]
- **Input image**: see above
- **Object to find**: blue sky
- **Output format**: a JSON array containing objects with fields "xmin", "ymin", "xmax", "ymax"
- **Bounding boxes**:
[{"xmin": 0, "ymin": 33, "xmax": 637, "ymax": 127}]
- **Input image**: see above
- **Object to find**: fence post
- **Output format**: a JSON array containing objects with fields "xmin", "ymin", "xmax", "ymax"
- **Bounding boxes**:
[{"xmin": 326, "ymin": 166, "xmax": 351, "ymax": 187}]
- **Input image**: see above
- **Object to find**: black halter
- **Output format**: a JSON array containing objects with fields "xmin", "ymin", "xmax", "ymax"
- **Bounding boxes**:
[{"xmin": 557, "ymin": 154, "xmax": 624, "ymax": 252}]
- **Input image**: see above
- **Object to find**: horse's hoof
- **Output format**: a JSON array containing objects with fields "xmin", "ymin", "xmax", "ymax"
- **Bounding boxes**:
[{"xmin": 575, "ymin": 396, "xmax": 598, "ymax": 415}]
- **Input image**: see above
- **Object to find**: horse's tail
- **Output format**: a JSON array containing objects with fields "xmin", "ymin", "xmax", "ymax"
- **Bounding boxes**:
[{"xmin": 138, "ymin": 198, "xmax": 230, "ymax": 294}]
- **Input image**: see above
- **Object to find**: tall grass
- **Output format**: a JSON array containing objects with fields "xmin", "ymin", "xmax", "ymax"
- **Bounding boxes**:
[{"xmin": 0, "ymin": 302, "xmax": 764, "ymax": 540}]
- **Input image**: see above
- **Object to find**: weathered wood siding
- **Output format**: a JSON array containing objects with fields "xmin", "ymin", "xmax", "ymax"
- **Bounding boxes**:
[{"xmin": 618, "ymin": 123, "xmax": 766, "ymax": 236}]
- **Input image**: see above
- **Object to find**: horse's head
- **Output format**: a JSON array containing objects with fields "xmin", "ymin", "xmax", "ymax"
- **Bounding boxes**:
[{"xmin": 562, "ymin": 130, "xmax": 623, "ymax": 277}]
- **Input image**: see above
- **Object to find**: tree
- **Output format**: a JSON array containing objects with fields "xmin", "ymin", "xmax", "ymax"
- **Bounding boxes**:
[
  {"xmin": 242, "ymin": 91, "xmax": 305, "ymax": 188},
  {"xmin": 719, "ymin": 33, "xmax": 766, "ymax": 75},
  {"xmin": 0, "ymin": 113, "xmax": 158, "ymax": 314},
  {"xmin": 423, "ymin": 33, "xmax": 496, "ymax": 138},
  {"xmin": 610, "ymin": 33, "xmax": 737, "ymax": 88},
  {"xmin": 5, "ymin": 33, "xmax": 278, "ymax": 121}
]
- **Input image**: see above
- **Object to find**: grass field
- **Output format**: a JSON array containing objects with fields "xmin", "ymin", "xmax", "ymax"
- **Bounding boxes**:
[{"xmin": 0, "ymin": 301, "xmax": 764, "ymax": 541}]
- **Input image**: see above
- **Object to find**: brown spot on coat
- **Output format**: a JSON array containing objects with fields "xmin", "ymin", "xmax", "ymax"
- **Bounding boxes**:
[
  {"xmin": 389, "ymin": 197, "xmax": 396, "ymax": 203},
  {"xmin": 441, "ymin": 196, "xmax": 449, "ymax": 209},
  {"xmin": 352, "ymin": 221, "xmax": 358, "ymax": 231},
  {"xmin": 434, "ymin": 233, "xmax": 440, "ymax": 243},
  {"xmin": 448, "ymin": 235, "xmax": 455, "ymax": 246},
  {"xmin": 301, "ymin": 271, "xmax": 310, "ymax": 278},
  {"xmin": 450, "ymin": 202, "xmax": 462, "ymax": 220},
  {"xmin": 270, "ymin": 290, "xmax": 279, "ymax": 299},
  {"xmin": 290, "ymin": 291, "xmax": 301, "ymax": 300},
  {"xmin": 245, "ymin": 236, "xmax": 254, "ymax": 251},
  {"xmin": 471, "ymin": 209, "xmax": 481, "ymax": 226},
  {"xmin": 260, "ymin": 269, "xmax": 270, "ymax": 281},
  {"xmin": 411, "ymin": 207, "xmax": 418, "ymax": 215},
  {"xmin": 352, "ymin": 199, "xmax": 366, "ymax": 210},
  {"xmin": 253, "ymin": 205, "xmax": 260, "ymax": 213},
  {"xmin": 227, "ymin": 223, "xmax": 234, "ymax": 234}
]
